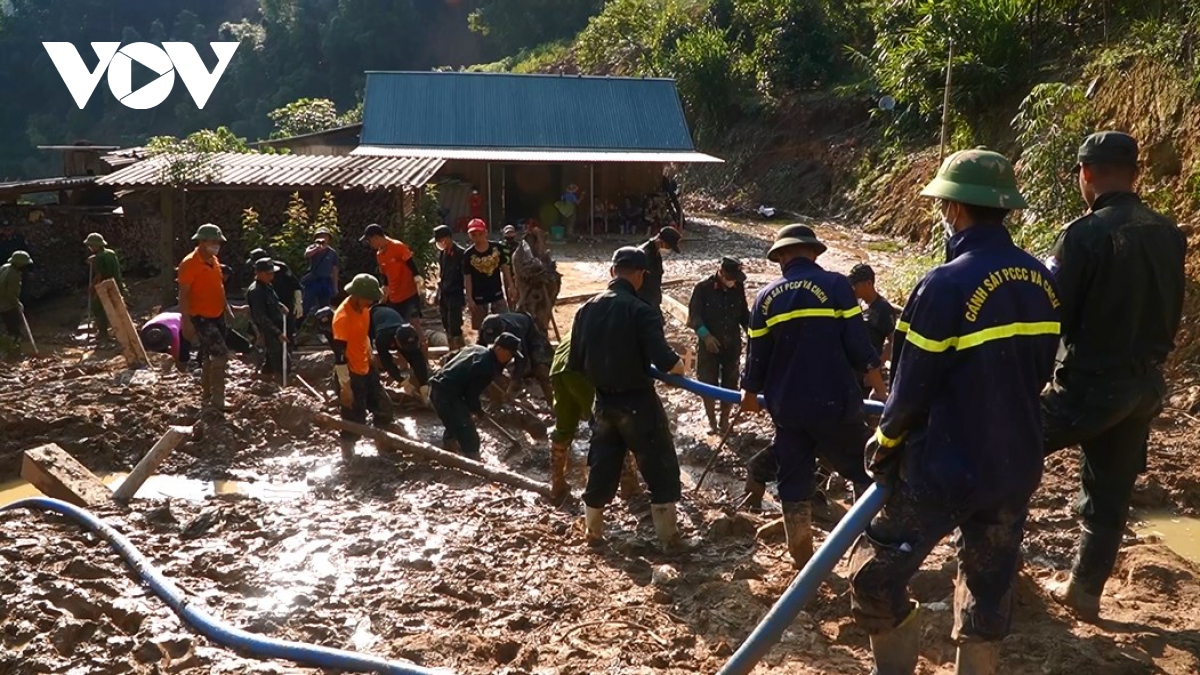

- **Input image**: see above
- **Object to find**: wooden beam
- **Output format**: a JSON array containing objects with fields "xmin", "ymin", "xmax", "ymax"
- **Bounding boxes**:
[
  {"xmin": 111, "ymin": 426, "xmax": 193, "ymax": 502},
  {"xmin": 555, "ymin": 278, "xmax": 692, "ymax": 306},
  {"xmin": 21, "ymin": 444, "xmax": 112, "ymax": 508},
  {"xmin": 313, "ymin": 413, "xmax": 552, "ymax": 499},
  {"xmin": 95, "ymin": 279, "xmax": 149, "ymax": 368}
]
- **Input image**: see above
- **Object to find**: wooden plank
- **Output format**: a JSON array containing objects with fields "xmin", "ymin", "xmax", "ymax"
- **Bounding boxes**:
[
  {"xmin": 554, "ymin": 278, "xmax": 691, "ymax": 306},
  {"xmin": 111, "ymin": 426, "xmax": 192, "ymax": 502},
  {"xmin": 20, "ymin": 443, "xmax": 112, "ymax": 508},
  {"xmin": 95, "ymin": 279, "xmax": 149, "ymax": 367}
]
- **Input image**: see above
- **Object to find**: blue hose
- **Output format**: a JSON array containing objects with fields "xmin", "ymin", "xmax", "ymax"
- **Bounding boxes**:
[
  {"xmin": 716, "ymin": 483, "xmax": 892, "ymax": 675},
  {"xmin": 1, "ymin": 497, "xmax": 453, "ymax": 675},
  {"xmin": 649, "ymin": 366, "xmax": 885, "ymax": 416}
]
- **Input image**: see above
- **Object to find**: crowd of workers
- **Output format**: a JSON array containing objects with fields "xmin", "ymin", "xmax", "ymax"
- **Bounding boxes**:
[{"xmin": 0, "ymin": 130, "xmax": 1186, "ymax": 675}]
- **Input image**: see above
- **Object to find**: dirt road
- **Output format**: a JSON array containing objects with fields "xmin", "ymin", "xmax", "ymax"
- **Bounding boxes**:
[{"xmin": 2, "ymin": 216, "xmax": 1199, "ymax": 675}]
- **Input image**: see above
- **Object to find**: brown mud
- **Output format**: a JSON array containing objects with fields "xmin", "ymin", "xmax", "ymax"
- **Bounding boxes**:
[{"xmin": 2, "ymin": 217, "xmax": 1200, "ymax": 674}]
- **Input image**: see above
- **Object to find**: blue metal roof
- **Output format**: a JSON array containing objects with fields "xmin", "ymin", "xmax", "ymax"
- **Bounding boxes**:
[{"xmin": 360, "ymin": 72, "xmax": 698, "ymax": 152}]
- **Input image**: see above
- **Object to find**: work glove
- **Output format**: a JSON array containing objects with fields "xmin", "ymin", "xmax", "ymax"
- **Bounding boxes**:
[
  {"xmin": 702, "ymin": 334, "xmax": 721, "ymax": 354},
  {"xmin": 864, "ymin": 432, "xmax": 903, "ymax": 485},
  {"xmin": 293, "ymin": 291, "xmax": 303, "ymax": 318}
]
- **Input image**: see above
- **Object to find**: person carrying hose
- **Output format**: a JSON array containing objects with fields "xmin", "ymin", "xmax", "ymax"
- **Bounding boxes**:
[
  {"xmin": 739, "ymin": 225, "xmax": 886, "ymax": 570},
  {"xmin": 333, "ymin": 274, "xmax": 394, "ymax": 453},
  {"xmin": 850, "ymin": 149, "xmax": 1060, "ymax": 675},
  {"xmin": 84, "ymin": 232, "xmax": 126, "ymax": 345}
]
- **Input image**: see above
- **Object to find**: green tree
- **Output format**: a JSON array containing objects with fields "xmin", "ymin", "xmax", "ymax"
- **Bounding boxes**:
[
  {"xmin": 145, "ymin": 127, "xmax": 255, "ymax": 186},
  {"xmin": 313, "ymin": 191, "xmax": 341, "ymax": 245},
  {"xmin": 671, "ymin": 25, "xmax": 750, "ymax": 133},
  {"xmin": 469, "ymin": 0, "xmax": 604, "ymax": 54},
  {"xmin": 575, "ymin": 0, "xmax": 709, "ymax": 75},
  {"xmin": 272, "ymin": 192, "xmax": 313, "ymax": 274}
]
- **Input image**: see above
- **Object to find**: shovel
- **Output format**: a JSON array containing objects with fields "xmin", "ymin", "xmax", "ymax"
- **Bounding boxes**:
[
  {"xmin": 18, "ymin": 307, "xmax": 39, "ymax": 357},
  {"xmin": 694, "ymin": 407, "xmax": 745, "ymax": 492},
  {"xmin": 279, "ymin": 302, "xmax": 289, "ymax": 387}
]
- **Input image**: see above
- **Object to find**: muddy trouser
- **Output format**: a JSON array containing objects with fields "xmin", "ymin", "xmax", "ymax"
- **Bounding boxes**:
[
  {"xmin": 192, "ymin": 316, "xmax": 229, "ymax": 363},
  {"xmin": 439, "ymin": 294, "xmax": 465, "ymax": 339},
  {"xmin": 431, "ymin": 388, "xmax": 480, "ymax": 456},
  {"xmin": 469, "ymin": 298, "xmax": 509, "ymax": 331},
  {"xmin": 747, "ymin": 443, "xmax": 778, "ymax": 485},
  {"xmin": 260, "ymin": 333, "xmax": 285, "ymax": 374},
  {"xmin": 89, "ymin": 296, "xmax": 110, "ymax": 337},
  {"xmin": 340, "ymin": 368, "xmax": 393, "ymax": 438},
  {"xmin": 849, "ymin": 483, "xmax": 1030, "ymax": 642},
  {"xmin": 1, "ymin": 309, "xmax": 22, "ymax": 340},
  {"xmin": 583, "ymin": 388, "xmax": 680, "ymax": 508},
  {"xmin": 551, "ymin": 370, "xmax": 595, "ymax": 444},
  {"xmin": 1042, "ymin": 368, "xmax": 1164, "ymax": 592},
  {"xmin": 398, "ymin": 345, "xmax": 431, "ymax": 385},
  {"xmin": 696, "ymin": 344, "xmax": 740, "ymax": 390},
  {"xmin": 771, "ymin": 417, "xmax": 871, "ymax": 503}
]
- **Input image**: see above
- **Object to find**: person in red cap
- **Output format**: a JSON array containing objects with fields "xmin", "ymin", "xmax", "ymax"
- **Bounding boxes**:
[
  {"xmin": 463, "ymin": 219, "xmax": 512, "ymax": 331},
  {"xmin": 361, "ymin": 223, "xmax": 424, "ymax": 346}
]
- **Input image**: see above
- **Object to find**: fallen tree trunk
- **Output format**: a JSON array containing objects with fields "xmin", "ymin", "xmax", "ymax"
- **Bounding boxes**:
[{"xmin": 312, "ymin": 412, "xmax": 552, "ymax": 499}]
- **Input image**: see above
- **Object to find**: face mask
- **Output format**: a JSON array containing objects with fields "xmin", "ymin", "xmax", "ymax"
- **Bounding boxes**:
[
  {"xmin": 206, "ymin": 244, "xmax": 221, "ymax": 255},
  {"xmin": 940, "ymin": 204, "xmax": 958, "ymax": 238},
  {"xmin": 660, "ymin": 247, "xmax": 674, "ymax": 258}
]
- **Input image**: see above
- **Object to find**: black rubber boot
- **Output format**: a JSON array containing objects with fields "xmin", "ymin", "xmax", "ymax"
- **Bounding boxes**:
[
  {"xmin": 704, "ymin": 399, "xmax": 718, "ymax": 434},
  {"xmin": 869, "ymin": 603, "xmax": 920, "ymax": 675},
  {"xmin": 1053, "ymin": 522, "xmax": 1123, "ymax": 621}
]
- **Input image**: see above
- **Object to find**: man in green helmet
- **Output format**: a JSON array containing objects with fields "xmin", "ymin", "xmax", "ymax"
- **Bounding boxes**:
[
  {"xmin": 84, "ymin": 232, "xmax": 126, "ymax": 344},
  {"xmin": 0, "ymin": 250, "xmax": 33, "ymax": 343},
  {"xmin": 849, "ymin": 149, "xmax": 1061, "ymax": 675},
  {"xmin": 178, "ymin": 224, "xmax": 231, "ymax": 416}
]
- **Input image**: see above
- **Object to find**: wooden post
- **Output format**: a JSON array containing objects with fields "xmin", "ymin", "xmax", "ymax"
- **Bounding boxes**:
[
  {"xmin": 21, "ymin": 443, "xmax": 112, "ymax": 508},
  {"xmin": 313, "ymin": 412, "xmax": 552, "ymax": 498},
  {"xmin": 95, "ymin": 278, "xmax": 149, "ymax": 367},
  {"xmin": 112, "ymin": 426, "xmax": 192, "ymax": 502}
]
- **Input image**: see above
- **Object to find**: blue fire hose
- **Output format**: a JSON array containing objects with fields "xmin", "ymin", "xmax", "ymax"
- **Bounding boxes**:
[
  {"xmin": 648, "ymin": 367, "xmax": 892, "ymax": 674},
  {"xmin": 0, "ymin": 497, "xmax": 453, "ymax": 675}
]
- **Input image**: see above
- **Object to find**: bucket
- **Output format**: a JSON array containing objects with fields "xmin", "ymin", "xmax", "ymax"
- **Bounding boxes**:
[{"xmin": 550, "ymin": 226, "xmax": 565, "ymax": 242}]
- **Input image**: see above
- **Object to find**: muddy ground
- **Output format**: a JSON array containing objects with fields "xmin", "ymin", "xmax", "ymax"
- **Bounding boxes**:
[{"xmin": 2, "ymin": 217, "xmax": 1200, "ymax": 674}]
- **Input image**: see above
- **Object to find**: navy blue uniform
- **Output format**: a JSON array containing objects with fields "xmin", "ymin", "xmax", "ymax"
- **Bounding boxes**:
[
  {"xmin": 429, "ymin": 345, "xmax": 504, "ymax": 457},
  {"xmin": 369, "ymin": 305, "xmax": 429, "ymax": 386},
  {"xmin": 850, "ymin": 224, "xmax": 1060, "ymax": 642},
  {"xmin": 742, "ymin": 257, "xmax": 880, "ymax": 502}
]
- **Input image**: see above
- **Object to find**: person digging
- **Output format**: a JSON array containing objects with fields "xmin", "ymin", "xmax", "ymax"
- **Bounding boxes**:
[
  {"xmin": 0, "ymin": 250, "xmax": 33, "ymax": 347},
  {"xmin": 333, "ymin": 274, "xmax": 395, "ymax": 455},
  {"xmin": 369, "ymin": 302, "xmax": 431, "ymax": 405},
  {"xmin": 429, "ymin": 332, "xmax": 522, "ymax": 460}
]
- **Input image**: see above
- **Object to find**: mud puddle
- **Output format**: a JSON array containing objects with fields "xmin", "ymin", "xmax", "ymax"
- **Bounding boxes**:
[
  {"xmin": 0, "ymin": 473, "xmax": 310, "ymax": 504},
  {"xmin": 1139, "ymin": 512, "xmax": 1200, "ymax": 563}
]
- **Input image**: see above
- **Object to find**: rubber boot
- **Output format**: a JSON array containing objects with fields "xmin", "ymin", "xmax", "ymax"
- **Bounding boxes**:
[
  {"xmin": 954, "ymin": 641, "xmax": 999, "ymax": 675},
  {"xmin": 651, "ymin": 502, "xmax": 694, "ymax": 554},
  {"xmin": 549, "ymin": 441, "xmax": 570, "ymax": 504},
  {"xmin": 704, "ymin": 399, "xmax": 718, "ymax": 434},
  {"xmin": 585, "ymin": 506, "xmax": 605, "ymax": 545},
  {"xmin": 869, "ymin": 603, "xmax": 920, "ymax": 675},
  {"xmin": 1050, "ymin": 523, "xmax": 1121, "ymax": 621},
  {"xmin": 781, "ymin": 501, "xmax": 814, "ymax": 568},
  {"xmin": 618, "ymin": 452, "xmax": 644, "ymax": 500},
  {"xmin": 210, "ymin": 358, "xmax": 227, "ymax": 414},
  {"xmin": 719, "ymin": 402, "xmax": 731, "ymax": 433},
  {"xmin": 740, "ymin": 474, "xmax": 766, "ymax": 511}
]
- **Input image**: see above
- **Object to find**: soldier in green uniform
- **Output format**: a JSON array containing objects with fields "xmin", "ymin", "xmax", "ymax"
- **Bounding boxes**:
[
  {"xmin": 1042, "ymin": 132, "xmax": 1187, "ymax": 621},
  {"xmin": 84, "ymin": 233, "xmax": 126, "ymax": 344},
  {"xmin": 0, "ymin": 250, "xmax": 33, "ymax": 343}
]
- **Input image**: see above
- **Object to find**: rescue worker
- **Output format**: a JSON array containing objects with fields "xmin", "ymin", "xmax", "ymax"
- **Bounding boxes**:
[
  {"xmin": 247, "ymin": 247, "xmax": 302, "ymax": 344},
  {"xmin": 246, "ymin": 258, "xmax": 287, "ymax": 376},
  {"xmin": 850, "ymin": 149, "xmax": 1060, "ymax": 675},
  {"xmin": 369, "ymin": 303, "xmax": 431, "ymax": 400},
  {"xmin": 687, "ymin": 256, "xmax": 749, "ymax": 434},
  {"xmin": 432, "ymin": 225, "xmax": 466, "ymax": 350},
  {"xmin": 0, "ymin": 250, "xmax": 33, "ymax": 342},
  {"xmin": 302, "ymin": 228, "xmax": 340, "ymax": 318},
  {"xmin": 430, "ymin": 332, "xmax": 522, "ymax": 459},
  {"xmin": 84, "ymin": 233, "xmax": 126, "ymax": 345},
  {"xmin": 333, "ymin": 274, "xmax": 394, "ymax": 449},
  {"xmin": 637, "ymin": 225, "xmax": 682, "ymax": 310},
  {"xmin": 568, "ymin": 246, "xmax": 688, "ymax": 552},
  {"xmin": 361, "ymin": 223, "xmax": 424, "ymax": 344},
  {"xmin": 178, "ymin": 224, "xmax": 230, "ymax": 416},
  {"xmin": 848, "ymin": 263, "xmax": 896, "ymax": 366},
  {"xmin": 1042, "ymin": 132, "xmax": 1186, "ymax": 621},
  {"xmin": 464, "ymin": 219, "xmax": 512, "ymax": 330},
  {"xmin": 740, "ymin": 225, "xmax": 886, "ymax": 568},
  {"xmin": 549, "ymin": 333, "xmax": 644, "ymax": 505},
  {"xmin": 478, "ymin": 311, "xmax": 555, "ymax": 409}
]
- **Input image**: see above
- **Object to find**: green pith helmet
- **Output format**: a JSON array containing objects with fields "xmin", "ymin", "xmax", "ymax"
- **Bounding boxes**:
[
  {"xmin": 84, "ymin": 232, "xmax": 107, "ymax": 248},
  {"xmin": 192, "ymin": 223, "xmax": 227, "ymax": 242},
  {"xmin": 344, "ymin": 273, "xmax": 383, "ymax": 302},
  {"xmin": 8, "ymin": 250, "xmax": 32, "ymax": 268},
  {"xmin": 920, "ymin": 148, "xmax": 1028, "ymax": 210}
]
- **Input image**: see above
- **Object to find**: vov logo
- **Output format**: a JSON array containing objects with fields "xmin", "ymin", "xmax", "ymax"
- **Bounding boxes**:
[{"xmin": 42, "ymin": 42, "xmax": 239, "ymax": 110}]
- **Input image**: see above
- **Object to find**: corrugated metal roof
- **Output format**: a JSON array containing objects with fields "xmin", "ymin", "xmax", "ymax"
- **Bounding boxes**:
[
  {"xmin": 0, "ymin": 176, "xmax": 98, "ymax": 195},
  {"xmin": 353, "ymin": 145, "xmax": 723, "ymax": 163},
  {"xmin": 361, "ymin": 72, "xmax": 702, "ymax": 152},
  {"xmin": 96, "ymin": 152, "xmax": 444, "ymax": 190}
]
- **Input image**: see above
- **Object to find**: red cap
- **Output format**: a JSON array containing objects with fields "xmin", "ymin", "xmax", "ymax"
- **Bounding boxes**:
[{"xmin": 467, "ymin": 219, "xmax": 487, "ymax": 234}]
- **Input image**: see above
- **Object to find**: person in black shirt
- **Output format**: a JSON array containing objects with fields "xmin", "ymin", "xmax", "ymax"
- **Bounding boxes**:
[
  {"xmin": 687, "ymin": 256, "xmax": 749, "ymax": 433},
  {"xmin": 463, "ymin": 219, "xmax": 511, "ymax": 330},
  {"xmin": 246, "ymin": 258, "xmax": 287, "ymax": 376},
  {"xmin": 370, "ymin": 304, "xmax": 430, "ymax": 398},
  {"xmin": 478, "ymin": 311, "xmax": 555, "ymax": 409},
  {"xmin": 1042, "ymin": 131, "xmax": 1187, "ymax": 621},
  {"xmin": 433, "ymin": 225, "xmax": 467, "ymax": 350},
  {"xmin": 568, "ymin": 246, "xmax": 688, "ymax": 553},
  {"xmin": 430, "ymin": 333, "xmax": 522, "ymax": 458},
  {"xmin": 247, "ymin": 247, "xmax": 302, "ymax": 345},
  {"xmin": 636, "ymin": 225, "xmax": 682, "ymax": 310},
  {"xmin": 848, "ymin": 263, "xmax": 896, "ymax": 365}
]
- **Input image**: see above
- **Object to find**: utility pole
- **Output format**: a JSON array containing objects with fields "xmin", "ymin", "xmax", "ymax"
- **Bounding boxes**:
[{"xmin": 939, "ymin": 39, "xmax": 955, "ymax": 162}]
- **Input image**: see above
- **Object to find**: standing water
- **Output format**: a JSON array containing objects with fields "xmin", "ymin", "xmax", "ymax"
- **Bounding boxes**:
[
  {"xmin": 1138, "ymin": 513, "xmax": 1200, "ymax": 563},
  {"xmin": 0, "ymin": 474, "xmax": 309, "ymax": 504}
]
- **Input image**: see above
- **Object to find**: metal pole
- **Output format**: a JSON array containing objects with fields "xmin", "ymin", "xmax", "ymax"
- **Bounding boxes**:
[
  {"xmin": 590, "ymin": 164, "xmax": 596, "ymax": 237},
  {"xmin": 939, "ymin": 39, "xmax": 955, "ymax": 161},
  {"xmin": 487, "ymin": 162, "xmax": 493, "ymax": 229},
  {"xmin": 280, "ymin": 302, "xmax": 289, "ymax": 387}
]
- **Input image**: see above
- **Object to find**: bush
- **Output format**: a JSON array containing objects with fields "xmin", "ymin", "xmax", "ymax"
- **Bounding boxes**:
[
  {"xmin": 575, "ymin": 0, "xmax": 709, "ymax": 75},
  {"xmin": 729, "ymin": 0, "xmax": 841, "ymax": 94},
  {"xmin": 671, "ymin": 25, "xmax": 750, "ymax": 133}
]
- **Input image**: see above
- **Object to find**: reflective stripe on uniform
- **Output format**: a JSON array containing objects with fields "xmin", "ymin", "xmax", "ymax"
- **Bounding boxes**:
[
  {"xmin": 874, "ymin": 427, "xmax": 905, "ymax": 448},
  {"xmin": 747, "ymin": 305, "xmax": 864, "ymax": 338},
  {"xmin": 895, "ymin": 320, "xmax": 1061, "ymax": 353}
]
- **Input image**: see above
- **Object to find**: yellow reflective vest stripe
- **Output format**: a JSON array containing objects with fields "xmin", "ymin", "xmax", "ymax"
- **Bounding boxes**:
[
  {"xmin": 748, "ymin": 305, "xmax": 864, "ymax": 339},
  {"xmin": 895, "ymin": 320, "xmax": 1061, "ymax": 354}
]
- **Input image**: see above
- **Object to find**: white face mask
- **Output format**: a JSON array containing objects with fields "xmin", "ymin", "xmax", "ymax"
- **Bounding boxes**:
[
  {"xmin": 940, "ymin": 205, "xmax": 958, "ymax": 238},
  {"xmin": 206, "ymin": 244, "xmax": 221, "ymax": 255},
  {"xmin": 660, "ymin": 247, "xmax": 674, "ymax": 258}
]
